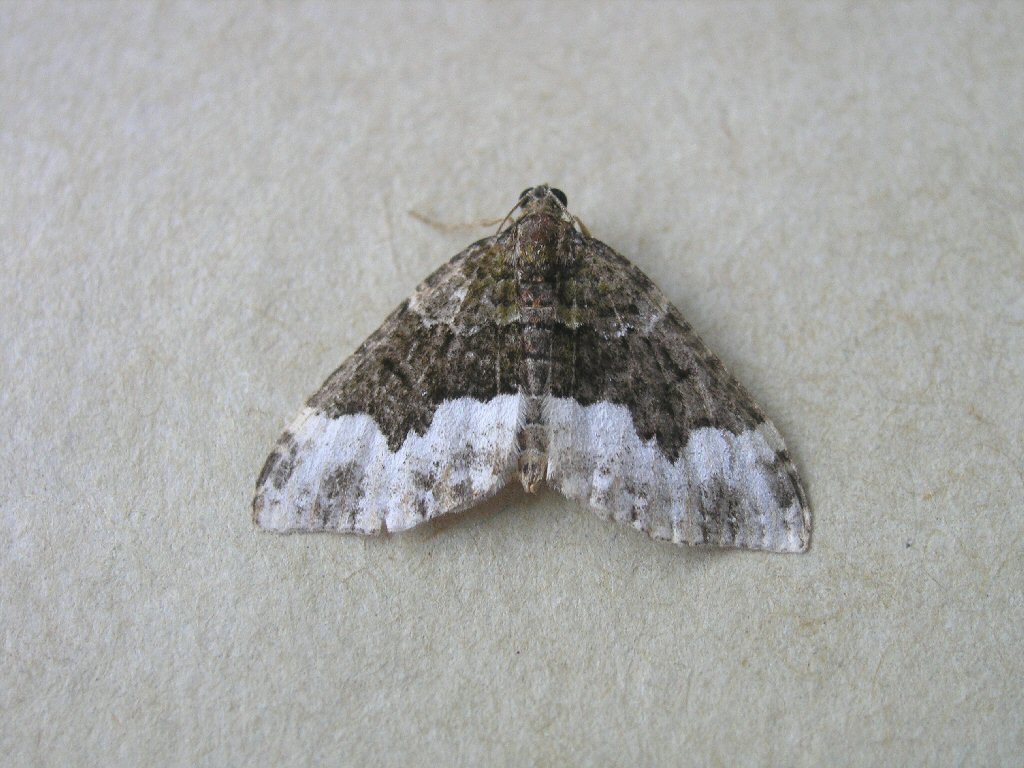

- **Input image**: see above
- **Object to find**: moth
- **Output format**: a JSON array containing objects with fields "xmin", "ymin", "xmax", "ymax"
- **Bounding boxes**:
[{"xmin": 254, "ymin": 186, "xmax": 810, "ymax": 552}]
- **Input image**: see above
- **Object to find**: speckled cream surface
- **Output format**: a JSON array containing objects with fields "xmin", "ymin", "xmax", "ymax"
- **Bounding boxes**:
[{"xmin": 2, "ymin": 3, "xmax": 1022, "ymax": 765}]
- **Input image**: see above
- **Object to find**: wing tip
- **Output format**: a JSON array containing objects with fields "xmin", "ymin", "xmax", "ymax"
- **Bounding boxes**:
[{"xmin": 251, "ymin": 489, "xmax": 289, "ymax": 533}]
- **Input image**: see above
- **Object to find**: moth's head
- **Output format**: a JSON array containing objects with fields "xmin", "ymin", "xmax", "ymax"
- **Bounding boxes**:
[{"xmin": 515, "ymin": 185, "xmax": 568, "ymax": 217}]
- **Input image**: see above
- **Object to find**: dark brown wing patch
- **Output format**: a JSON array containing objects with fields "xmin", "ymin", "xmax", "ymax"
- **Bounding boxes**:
[
  {"xmin": 306, "ymin": 239, "xmax": 524, "ymax": 451},
  {"xmin": 551, "ymin": 237, "xmax": 768, "ymax": 461}
]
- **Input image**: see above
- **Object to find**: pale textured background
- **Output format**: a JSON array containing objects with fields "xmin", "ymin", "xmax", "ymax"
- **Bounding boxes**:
[{"xmin": 2, "ymin": 2, "xmax": 1022, "ymax": 766}]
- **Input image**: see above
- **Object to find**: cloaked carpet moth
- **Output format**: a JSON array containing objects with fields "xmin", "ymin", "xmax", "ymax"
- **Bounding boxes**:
[{"xmin": 254, "ymin": 186, "xmax": 810, "ymax": 552}]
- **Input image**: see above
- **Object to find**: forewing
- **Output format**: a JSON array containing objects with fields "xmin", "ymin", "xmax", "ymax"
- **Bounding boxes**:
[
  {"xmin": 254, "ymin": 238, "xmax": 525, "ymax": 534},
  {"xmin": 547, "ymin": 237, "xmax": 810, "ymax": 552}
]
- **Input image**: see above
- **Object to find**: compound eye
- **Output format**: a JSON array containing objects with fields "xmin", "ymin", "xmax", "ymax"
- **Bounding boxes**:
[
  {"xmin": 550, "ymin": 188, "xmax": 568, "ymax": 207},
  {"xmin": 518, "ymin": 187, "xmax": 533, "ymax": 200}
]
